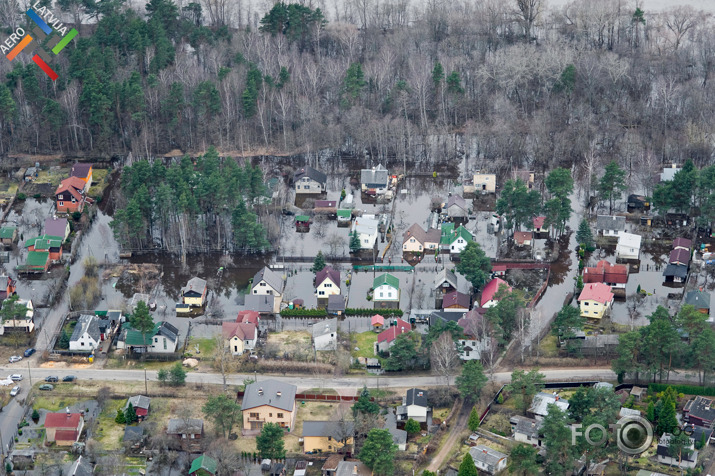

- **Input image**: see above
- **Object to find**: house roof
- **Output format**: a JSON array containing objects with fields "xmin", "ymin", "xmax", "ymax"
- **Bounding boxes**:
[
  {"xmin": 123, "ymin": 425, "xmax": 144, "ymax": 442},
  {"xmin": 684, "ymin": 396, "xmax": 715, "ymax": 423},
  {"xmin": 25, "ymin": 251, "xmax": 49, "ymax": 267},
  {"xmin": 55, "ymin": 177, "xmax": 86, "ymax": 201},
  {"xmin": 55, "ymin": 429, "xmax": 79, "ymax": 441},
  {"xmin": 373, "ymin": 273, "xmax": 399, "ymax": 290},
  {"xmin": 480, "ymin": 278, "xmax": 512, "ymax": 307},
  {"xmin": 0, "ymin": 227, "xmax": 15, "ymax": 239},
  {"xmin": 371, "ymin": 314, "xmax": 385, "ymax": 326},
  {"xmin": 596, "ymin": 215, "xmax": 626, "ymax": 231},
  {"xmin": 301, "ymin": 420, "xmax": 354, "ymax": 439},
  {"xmin": 514, "ymin": 417, "xmax": 541, "ymax": 439},
  {"xmin": 294, "ymin": 166, "xmax": 327, "ymax": 185},
  {"xmin": 405, "ymin": 388, "xmax": 428, "ymax": 407},
  {"xmin": 578, "ymin": 283, "xmax": 614, "ymax": 304},
  {"xmin": 311, "ymin": 318, "xmax": 338, "ymax": 338},
  {"xmin": 513, "ymin": 231, "xmax": 533, "ymax": 245},
  {"xmin": 533, "ymin": 216, "xmax": 545, "ymax": 228},
  {"xmin": 440, "ymin": 223, "xmax": 454, "ymax": 244},
  {"xmin": 628, "ymin": 194, "xmax": 649, "ymax": 205},
  {"xmin": 353, "ymin": 216, "xmax": 379, "ymax": 236},
  {"xmin": 434, "ymin": 268, "xmax": 458, "ymax": 290},
  {"xmin": 618, "ymin": 232, "xmax": 642, "ymax": 249},
  {"xmin": 253, "ymin": 267, "xmax": 284, "ymax": 293},
  {"xmin": 68, "ymin": 456, "xmax": 93, "ymax": 476},
  {"xmin": 663, "ymin": 264, "xmax": 688, "ymax": 279},
  {"xmin": 403, "ymin": 223, "xmax": 427, "ymax": 245},
  {"xmin": 446, "ymin": 195, "xmax": 468, "ymax": 211},
  {"xmin": 327, "ymin": 294, "xmax": 346, "ymax": 312},
  {"xmin": 70, "ymin": 315, "xmax": 101, "ymax": 345},
  {"xmin": 126, "ymin": 395, "xmax": 151, "ymax": 411},
  {"xmin": 190, "ymin": 454, "xmax": 218, "ymax": 475},
  {"xmin": 316, "ymin": 266, "xmax": 340, "ymax": 288},
  {"xmin": 295, "ymin": 215, "xmax": 310, "ymax": 223},
  {"xmin": 656, "ymin": 434, "xmax": 696, "ymax": 461},
  {"xmin": 244, "ymin": 294, "xmax": 274, "ymax": 313},
  {"xmin": 25, "ymin": 234, "xmax": 63, "ymax": 250},
  {"xmin": 44, "ymin": 218, "xmax": 68, "ymax": 238},
  {"xmin": 661, "ymin": 165, "xmax": 681, "ymax": 181},
  {"xmin": 673, "ymin": 237, "xmax": 692, "ymax": 250},
  {"xmin": 243, "ymin": 380, "xmax": 297, "ymax": 412},
  {"xmin": 337, "ymin": 209, "xmax": 351, "ymax": 219},
  {"xmin": 123, "ymin": 321, "xmax": 178, "ymax": 346},
  {"xmin": 181, "ymin": 277, "xmax": 206, "ymax": 296},
  {"xmin": 360, "ymin": 165, "xmax": 388, "ymax": 187},
  {"xmin": 442, "ymin": 291, "xmax": 470, "ymax": 309},
  {"xmin": 448, "ymin": 225, "xmax": 473, "ymax": 245},
  {"xmin": 469, "ymin": 445, "xmax": 508, "ymax": 467},
  {"xmin": 45, "ymin": 412, "xmax": 82, "ymax": 429},
  {"xmin": 70, "ymin": 163, "xmax": 92, "ymax": 180},
  {"xmin": 322, "ymin": 455, "xmax": 342, "ymax": 471},
  {"xmin": 167, "ymin": 418, "xmax": 203, "ymax": 435},
  {"xmin": 684, "ymin": 291, "xmax": 710, "ymax": 310},
  {"xmin": 377, "ymin": 320, "xmax": 411, "ymax": 343},
  {"xmin": 583, "ymin": 260, "xmax": 629, "ymax": 284},
  {"xmin": 529, "ymin": 392, "xmax": 569, "ymax": 416},
  {"xmin": 335, "ymin": 461, "xmax": 371, "ymax": 476},
  {"xmin": 237, "ymin": 310, "xmax": 260, "ymax": 325},
  {"xmin": 223, "ymin": 321, "xmax": 256, "ymax": 340},
  {"xmin": 157, "ymin": 321, "xmax": 179, "ymax": 341},
  {"xmin": 315, "ymin": 200, "xmax": 336, "ymax": 208},
  {"xmin": 669, "ymin": 248, "xmax": 690, "ymax": 265}
]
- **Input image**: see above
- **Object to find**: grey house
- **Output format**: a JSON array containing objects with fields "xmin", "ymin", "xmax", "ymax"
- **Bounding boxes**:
[
  {"xmin": 360, "ymin": 165, "xmax": 389, "ymax": 195},
  {"xmin": 69, "ymin": 315, "xmax": 101, "ymax": 352},
  {"xmin": 596, "ymin": 215, "xmax": 626, "ymax": 237},
  {"xmin": 294, "ymin": 167, "xmax": 327, "ymax": 194}
]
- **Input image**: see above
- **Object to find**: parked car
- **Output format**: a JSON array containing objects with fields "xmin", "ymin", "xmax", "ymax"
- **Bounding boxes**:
[
  {"xmin": 8, "ymin": 356, "xmax": 22, "ymax": 363},
  {"xmin": 62, "ymin": 375, "xmax": 76, "ymax": 382},
  {"xmin": 38, "ymin": 384, "xmax": 53, "ymax": 391},
  {"xmin": 10, "ymin": 386, "xmax": 20, "ymax": 397},
  {"xmin": 45, "ymin": 376, "xmax": 58, "ymax": 383},
  {"xmin": 23, "ymin": 348, "xmax": 35, "ymax": 357},
  {"xmin": 10, "ymin": 374, "xmax": 22, "ymax": 381}
]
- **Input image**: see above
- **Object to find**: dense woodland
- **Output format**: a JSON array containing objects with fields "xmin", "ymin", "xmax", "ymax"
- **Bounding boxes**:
[{"xmin": 0, "ymin": 0, "xmax": 714, "ymax": 179}]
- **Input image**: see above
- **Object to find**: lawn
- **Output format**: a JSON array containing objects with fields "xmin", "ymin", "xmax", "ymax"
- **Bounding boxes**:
[
  {"xmin": 33, "ymin": 395, "xmax": 80, "ymax": 412},
  {"xmin": 367, "ymin": 388, "xmax": 396, "ymax": 399},
  {"xmin": 304, "ymin": 388, "xmax": 339, "ymax": 396},
  {"xmin": 352, "ymin": 331, "xmax": 377, "ymax": 359},
  {"xmin": 93, "ymin": 398, "xmax": 127, "ymax": 450},
  {"xmin": 88, "ymin": 169, "xmax": 111, "ymax": 198},
  {"xmin": 34, "ymin": 168, "xmax": 69, "ymax": 188},
  {"xmin": 538, "ymin": 334, "xmax": 559, "ymax": 357},
  {"xmin": 187, "ymin": 337, "xmax": 217, "ymax": 358}
]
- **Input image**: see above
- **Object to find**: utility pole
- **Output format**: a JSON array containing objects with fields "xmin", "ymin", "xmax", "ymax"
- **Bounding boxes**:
[
  {"xmin": 144, "ymin": 368, "xmax": 147, "ymax": 395},
  {"xmin": 27, "ymin": 360, "xmax": 31, "ymax": 387}
]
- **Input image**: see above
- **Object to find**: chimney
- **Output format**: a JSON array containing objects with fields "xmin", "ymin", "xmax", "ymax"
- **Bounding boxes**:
[
  {"xmin": 277, "ymin": 391, "xmax": 282, "ymax": 397},
  {"xmin": 66, "ymin": 406, "xmax": 70, "ymax": 416},
  {"xmin": 258, "ymin": 387, "xmax": 263, "ymax": 396}
]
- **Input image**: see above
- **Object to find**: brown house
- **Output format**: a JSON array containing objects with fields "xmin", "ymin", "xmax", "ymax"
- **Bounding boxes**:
[
  {"xmin": 167, "ymin": 418, "xmax": 204, "ymax": 452},
  {"xmin": 55, "ymin": 177, "xmax": 86, "ymax": 214}
]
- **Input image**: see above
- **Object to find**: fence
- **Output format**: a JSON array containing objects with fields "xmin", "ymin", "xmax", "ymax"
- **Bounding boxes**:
[
  {"xmin": 236, "ymin": 391, "xmax": 369, "ymax": 403},
  {"xmin": 352, "ymin": 265, "xmax": 413, "ymax": 272}
]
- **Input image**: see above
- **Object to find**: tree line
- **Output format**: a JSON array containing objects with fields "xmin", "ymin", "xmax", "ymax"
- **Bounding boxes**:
[
  {"xmin": 0, "ymin": 0, "xmax": 714, "ymax": 187},
  {"xmin": 110, "ymin": 148, "xmax": 270, "ymax": 257}
]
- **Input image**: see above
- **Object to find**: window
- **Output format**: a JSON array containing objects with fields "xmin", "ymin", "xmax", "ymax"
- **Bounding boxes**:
[
  {"xmin": 583, "ymin": 302, "xmax": 589, "ymax": 306},
  {"xmin": 250, "ymin": 413, "xmax": 259, "ymax": 419},
  {"xmin": 380, "ymin": 292, "xmax": 383, "ymax": 298},
  {"xmin": 304, "ymin": 186, "xmax": 310, "ymax": 189},
  {"xmin": 319, "ymin": 291, "xmax": 324, "ymax": 296},
  {"xmin": 81, "ymin": 342, "xmax": 84, "ymax": 346},
  {"xmin": 364, "ymin": 239, "xmax": 368, "ymax": 244},
  {"xmin": 387, "ymin": 292, "xmax": 392, "ymax": 298},
  {"xmin": 419, "ymin": 246, "xmax": 422, "ymax": 250},
  {"xmin": 155, "ymin": 338, "xmax": 158, "ymax": 343},
  {"xmin": 71, "ymin": 197, "xmax": 76, "ymax": 203},
  {"xmin": 260, "ymin": 282, "xmax": 266, "ymax": 286},
  {"xmin": 269, "ymin": 413, "xmax": 272, "ymax": 417},
  {"xmin": 190, "ymin": 434, "xmax": 195, "ymax": 439},
  {"xmin": 465, "ymin": 351, "xmax": 470, "ymax": 356},
  {"xmin": 234, "ymin": 346, "xmax": 238, "ymax": 352},
  {"xmin": 59, "ymin": 201, "xmax": 64, "ymax": 207},
  {"xmin": 164, "ymin": 338, "xmax": 167, "ymax": 350},
  {"xmin": 328, "ymin": 436, "xmax": 332, "ymax": 441},
  {"xmin": 182, "ymin": 434, "xmax": 187, "ymax": 439},
  {"xmin": 325, "ymin": 283, "xmax": 331, "ymax": 288},
  {"xmin": 277, "ymin": 413, "xmax": 284, "ymax": 418}
]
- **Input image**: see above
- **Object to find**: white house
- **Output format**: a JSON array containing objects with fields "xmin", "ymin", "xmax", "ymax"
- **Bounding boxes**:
[
  {"xmin": 596, "ymin": 215, "xmax": 626, "ymax": 237},
  {"xmin": 294, "ymin": 167, "xmax": 327, "ymax": 194},
  {"xmin": 361, "ymin": 165, "xmax": 389, "ymax": 194},
  {"xmin": 373, "ymin": 273, "xmax": 400, "ymax": 309},
  {"xmin": 118, "ymin": 321, "xmax": 180, "ymax": 354},
  {"xmin": 69, "ymin": 315, "xmax": 101, "ymax": 352},
  {"xmin": 512, "ymin": 416, "xmax": 542, "ymax": 447},
  {"xmin": 396, "ymin": 388, "xmax": 430, "ymax": 423},
  {"xmin": 311, "ymin": 318, "xmax": 338, "ymax": 351},
  {"xmin": 222, "ymin": 310, "xmax": 259, "ymax": 355},
  {"xmin": 657, "ymin": 434, "xmax": 697, "ymax": 469},
  {"xmin": 0, "ymin": 298, "xmax": 34, "ymax": 335},
  {"xmin": 441, "ymin": 224, "xmax": 473, "ymax": 255},
  {"xmin": 315, "ymin": 267, "xmax": 340, "ymax": 298},
  {"xmin": 660, "ymin": 164, "xmax": 682, "ymax": 182},
  {"xmin": 353, "ymin": 216, "xmax": 379, "ymax": 250},
  {"xmin": 617, "ymin": 232, "xmax": 642, "ymax": 261},
  {"xmin": 469, "ymin": 445, "xmax": 508, "ymax": 475},
  {"xmin": 251, "ymin": 267, "xmax": 285, "ymax": 314},
  {"xmin": 457, "ymin": 337, "xmax": 489, "ymax": 361},
  {"xmin": 529, "ymin": 392, "xmax": 569, "ymax": 420}
]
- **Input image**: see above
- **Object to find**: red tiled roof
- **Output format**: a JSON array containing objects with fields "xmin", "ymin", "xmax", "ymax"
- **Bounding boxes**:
[
  {"xmin": 533, "ymin": 216, "xmax": 545, "ymax": 228},
  {"xmin": 54, "ymin": 430, "xmax": 78, "ymax": 442},
  {"xmin": 237, "ymin": 310, "xmax": 260, "ymax": 325},
  {"xmin": 443, "ymin": 290, "xmax": 470, "ymax": 309},
  {"xmin": 583, "ymin": 260, "xmax": 628, "ymax": 284},
  {"xmin": 377, "ymin": 319, "xmax": 411, "ymax": 343},
  {"xmin": 513, "ymin": 231, "xmax": 533, "ymax": 245},
  {"xmin": 136, "ymin": 408, "xmax": 148, "ymax": 416},
  {"xmin": 45, "ymin": 412, "xmax": 81, "ymax": 429},
  {"xmin": 578, "ymin": 283, "xmax": 614, "ymax": 304},
  {"xmin": 492, "ymin": 265, "xmax": 507, "ymax": 272},
  {"xmin": 222, "ymin": 322, "xmax": 256, "ymax": 340},
  {"xmin": 371, "ymin": 314, "xmax": 384, "ymax": 326},
  {"xmin": 55, "ymin": 177, "xmax": 85, "ymax": 202},
  {"xmin": 480, "ymin": 278, "xmax": 512, "ymax": 307}
]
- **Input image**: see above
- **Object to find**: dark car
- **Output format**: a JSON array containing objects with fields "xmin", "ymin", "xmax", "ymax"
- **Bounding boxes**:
[
  {"xmin": 38, "ymin": 384, "xmax": 53, "ymax": 391},
  {"xmin": 45, "ymin": 376, "xmax": 58, "ymax": 383},
  {"xmin": 23, "ymin": 348, "xmax": 35, "ymax": 358},
  {"xmin": 62, "ymin": 375, "xmax": 76, "ymax": 382}
]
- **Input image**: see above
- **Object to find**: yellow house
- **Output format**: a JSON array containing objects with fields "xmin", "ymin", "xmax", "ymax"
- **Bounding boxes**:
[
  {"xmin": 302, "ymin": 421, "xmax": 354, "ymax": 454},
  {"xmin": 578, "ymin": 283, "xmax": 614, "ymax": 319},
  {"xmin": 181, "ymin": 277, "xmax": 207, "ymax": 307},
  {"xmin": 473, "ymin": 173, "xmax": 496, "ymax": 193},
  {"xmin": 242, "ymin": 380, "xmax": 297, "ymax": 432},
  {"xmin": 402, "ymin": 224, "xmax": 440, "ymax": 253}
]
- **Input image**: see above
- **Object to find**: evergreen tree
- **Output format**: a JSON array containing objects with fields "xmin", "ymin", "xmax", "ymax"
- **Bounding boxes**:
[
  {"xmin": 115, "ymin": 408, "xmax": 126, "ymax": 424},
  {"xmin": 467, "ymin": 407, "xmax": 480, "ymax": 432},
  {"xmin": 257, "ymin": 422, "xmax": 286, "ymax": 459},
  {"xmin": 311, "ymin": 251, "xmax": 326, "ymax": 273},
  {"xmin": 352, "ymin": 387, "xmax": 380, "ymax": 415},
  {"xmin": 130, "ymin": 300, "xmax": 155, "ymax": 347},
  {"xmin": 125, "ymin": 402, "xmax": 138, "ymax": 423},
  {"xmin": 508, "ymin": 444, "xmax": 539, "ymax": 475},
  {"xmin": 457, "ymin": 452, "xmax": 477, "ymax": 476},
  {"xmin": 58, "ymin": 330, "xmax": 70, "ymax": 350},
  {"xmin": 656, "ymin": 391, "xmax": 678, "ymax": 434},
  {"xmin": 404, "ymin": 418, "xmax": 420, "ymax": 434},
  {"xmin": 168, "ymin": 362, "xmax": 187, "ymax": 386},
  {"xmin": 456, "ymin": 361, "xmax": 488, "ymax": 402},
  {"xmin": 456, "ymin": 241, "xmax": 492, "ymax": 290},
  {"xmin": 576, "ymin": 219, "xmax": 594, "ymax": 250},
  {"xmin": 349, "ymin": 231, "xmax": 361, "ymax": 253},
  {"xmin": 598, "ymin": 161, "xmax": 627, "ymax": 214},
  {"xmin": 359, "ymin": 429, "xmax": 396, "ymax": 475}
]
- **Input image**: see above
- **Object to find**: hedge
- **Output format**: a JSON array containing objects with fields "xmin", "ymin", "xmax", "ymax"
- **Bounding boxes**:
[
  {"xmin": 278, "ymin": 308, "xmax": 404, "ymax": 318},
  {"xmin": 648, "ymin": 383, "xmax": 715, "ymax": 397}
]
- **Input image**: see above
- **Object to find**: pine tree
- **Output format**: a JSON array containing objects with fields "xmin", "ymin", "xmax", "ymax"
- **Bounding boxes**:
[
  {"xmin": 468, "ymin": 407, "xmax": 481, "ymax": 432},
  {"xmin": 349, "ymin": 231, "xmax": 361, "ymax": 253},
  {"xmin": 457, "ymin": 452, "xmax": 478, "ymax": 476},
  {"xmin": 58, "ymin": 330, "xmax": 70, "ymax": 350},
  {"xmin": 125, "ymin": 402, "xmax": 138, "ymax": 423},
  {"xmin": 576, "ymin": 219, "xmax": 594, "ymax": 250},
  {"xmin": 115, "ymin": 408, "xmax": 126, "ymax": 424},
  {"xmin": 311, "ymin": 251, "xmax": 326, "ymax": 273}
]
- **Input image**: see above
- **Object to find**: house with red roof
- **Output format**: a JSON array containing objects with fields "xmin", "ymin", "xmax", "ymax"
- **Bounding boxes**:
[
  {"xmin": 376, "ymin": 319, "xmax": 411, "ymax": 354},
  {"xmin": 442, "ymin": 291, "xmax": 470, "ymax": 312},
  {"xmin": 533, "ymin": 216, "xmax": 547, "ymax": 237},
  {"xmin": 55, "ymin": 177, "xmax": 86, "ymax": 213},
  {"xmin": 582, "ymin": 260, "xmax": 628, "ymax": 296},
  {"xmin": 70, "ymin": 163, "xmax": 93, "ymax": 192},
  {"xmin": 44, "ymin": 410, "xmax": 84, "ymax": 446},
  {"xmin": 223, "ymin": 311, "xmax": 259, "ymax": 355},
  {"xmin": 578, "ymin": 283, "xmax": 614, "ymax": 319},
  {"xmin": 481, "ymin": 278, "xmax": 512, "ymax": 308},
  {"xmin": 673, "ymin": 238, "xmax": 692, "ymax": 251},
  {"xmin": 513, "ymin": 231, "xmax": 533, "ymax": 247}
]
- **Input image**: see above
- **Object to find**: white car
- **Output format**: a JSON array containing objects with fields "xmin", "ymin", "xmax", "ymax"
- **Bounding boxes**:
[
  {"xmin": 10, "ymin": 386, "xmax": 20, "ymax": 397},
  {"xmin": 10, "ymin": 374, "xmax": 22, "ymax": 381},
  {"xmin": 8, "ymin": 356, "xmax": 22, "ymax": 363}
]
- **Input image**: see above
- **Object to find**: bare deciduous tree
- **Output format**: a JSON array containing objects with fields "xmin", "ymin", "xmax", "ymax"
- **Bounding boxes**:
[{"xmin": 430, "ymin": 332, "xmax": 460, "ymax": 387}]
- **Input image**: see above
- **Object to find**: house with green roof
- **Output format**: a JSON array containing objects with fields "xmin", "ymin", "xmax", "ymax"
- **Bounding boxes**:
[
  {"xmin": 189, "ymin": 454, "xmax": 217, "ymax": 476},
  {"xmin": 337, "ymin": 209, "xmax": 352, "ymax": 226},
  {"xmin": 25, "ymin": 234, "xmax": 64, "ymax": 261},
  {"xmin": 373, "ymin": 273, "xmax": 400, "ymax": 309},
  {"xmin": 116, "ymin": 321, "xmax": 180, "ymax": 354},
  {"xmin": 16, "ymin": 251, "xmax": 50, "ymax": 273},
  {"xmin": 0, "ymin": 226, "xmax": 17, "ymax": 246},
  {"xmin": 442, "ymin": 224, "xmax": 473, "ymax": 254}
]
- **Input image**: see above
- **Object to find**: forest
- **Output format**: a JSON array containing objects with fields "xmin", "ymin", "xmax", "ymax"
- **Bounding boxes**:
[{"xmin": 0, "ymin": 0, "xmax": 713, "ymax": 179}]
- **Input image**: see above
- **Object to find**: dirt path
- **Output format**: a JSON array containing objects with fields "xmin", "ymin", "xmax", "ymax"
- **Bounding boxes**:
[{"xmin": 426, "ymin": 400, "xmax": 471, "ymax": 472}]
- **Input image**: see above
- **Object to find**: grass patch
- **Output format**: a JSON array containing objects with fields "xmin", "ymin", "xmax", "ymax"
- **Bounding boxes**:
[
  {"xmin": 103, "ymin": 357, "xmax": 179, "ymax": 371},
  {"xmin": 0, "ymin": 182, "xmax": 18, "ymax": 200},
  {"xmin": 367, "ymin": 388, "xmax": 396, "ymax": 399},
  {"xmin": 33, "ymin": 395, "xmax": 80, "ymax": 412},
  {"xmin": 351, "ymin": 331, "xmax": 377, "ymax": 359},
  {"xmin": 188, "ymin": 337, "xmax": 217, "ymax": 358},
  {"xmin": 538, "ymin": 334, "xmax": 559, "ymax": 357},
  {"xmin": 304, "ymin": 388, "xmax": 339, "ymax": 396},
  {"xmin": 88, "ymin": 169, "xmax": 110, "ymax": 198},
  {"xmin": 94, "ymin": 399, "xmax": 127, "ymax": 449}
]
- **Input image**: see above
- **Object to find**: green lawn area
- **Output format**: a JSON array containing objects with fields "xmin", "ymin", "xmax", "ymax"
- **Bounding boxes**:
[
  {"xmin": 367, "ymin": 388, "xmax": 396, "ymax": 399},
  {"xmin": 34, "ymin": 168, "xmax": 69, "ymax": 187},
  {"xmin": 352, "ymin": 331, "xmax": 377, "ymax": 359},
  {"xmin": 539, "ymin": 334, "xmax": 559, "ymax": 357},
  {"xmin": 33, "ymin": 395, "xmax": 80, "ymax": 412},
  {"xmin": 88, "ymin": 169, "xmax": 110, "ymax": 198},
  {"xmin": 188, "ymin": 337, "xmax": 217, "ymax": 358},
  {"xmin": 93, "ymin": 398, "xmax": 127, "ymax": 450}
]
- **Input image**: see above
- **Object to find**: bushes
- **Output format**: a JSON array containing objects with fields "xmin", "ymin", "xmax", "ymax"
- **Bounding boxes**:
[
  {"xmin": 240, "ymin": 359, "xmax": 333, "ymax": 375},
  {"xmin": 649, "ymin": 383, "xmax": 715, "ymax": 397},
  {"xmin": 279, "ymin": 308, "xmax": 327, "ymax": 317},
  {"xmin": 69, "ymin": 276, "xmax": 101, "ymax": 310},
  {"xmin": 278, "ymin": 308, "xmax": 404, "ymax": 317}
]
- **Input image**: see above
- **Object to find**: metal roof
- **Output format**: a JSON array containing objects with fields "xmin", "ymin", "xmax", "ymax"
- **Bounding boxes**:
[{"xmin": 242, "ymin": 380, "xmax": 297, "ymax": 412}]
